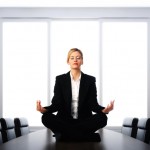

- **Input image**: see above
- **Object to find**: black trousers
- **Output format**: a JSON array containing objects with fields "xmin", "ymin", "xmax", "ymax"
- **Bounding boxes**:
[{"xmin": 42, "ymin": 112, "xmax": 107, "ymax": 136}]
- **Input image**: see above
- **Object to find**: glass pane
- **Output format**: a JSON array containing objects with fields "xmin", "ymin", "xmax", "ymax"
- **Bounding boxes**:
[
  {"xmin": 50, "ymin": 21, "xmax": 100, "ymax": 100},
  {"xmin": 102, "ymin": 22, "xmax": 147, "ymax": 126},
  {"xmin": 3, "ymin": 22, "xmax": 48, "ymax": 126}
]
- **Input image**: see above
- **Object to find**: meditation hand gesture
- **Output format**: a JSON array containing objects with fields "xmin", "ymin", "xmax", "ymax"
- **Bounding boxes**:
[
  {"xmin": 102, "ymin": 100, "xmax": 115, "ymax": 114},
  {"xmin": 36, "ymin": 100, "xmax": 47, "ymax": 113}
]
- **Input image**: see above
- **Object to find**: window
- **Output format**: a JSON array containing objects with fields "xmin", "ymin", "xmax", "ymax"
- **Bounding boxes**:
[
  {"xmin": 2, "ymin": 20, "xmax": 148, "ymax": 127},
  {"xmin": 102, "ymin": 22, "xmax": 147, "ymax": 126},
  {"xmin": 3, "ymin": 22, "xmax": 48, "ymax": 126},
  {"xmin": 50, "ymin": 20, "xmax": 100, "ymax": 99}
]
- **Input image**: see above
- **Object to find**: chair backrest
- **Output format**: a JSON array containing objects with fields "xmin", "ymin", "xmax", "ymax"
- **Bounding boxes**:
[
  {"xmin": 14, "ymin": 117, "xmax": 29, "ymax": 137},
  {"xmin": 0, "ymin": 118, "xmax": 16, "ymax": 143},
  {"xmin": 121, "ymin": 117, "xmax": 138, "ymax": 138},
  {"xmin": 0, "ymin": 123, "xmax": 3, "ymax": 144},
  {"xmin": 136, "ymin": 118, "xmax": 150, "ymax": 144}
]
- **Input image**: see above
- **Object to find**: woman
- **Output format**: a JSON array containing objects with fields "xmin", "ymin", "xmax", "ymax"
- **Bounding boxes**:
[{"xmin": 36, "ymin": 48, "xmax": 114, "ymax": 142}]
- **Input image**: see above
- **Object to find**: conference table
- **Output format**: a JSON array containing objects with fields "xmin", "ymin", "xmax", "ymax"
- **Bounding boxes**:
[{"xmin": 0, "ymin": 129, "xmax": 150, "ymax": 150}]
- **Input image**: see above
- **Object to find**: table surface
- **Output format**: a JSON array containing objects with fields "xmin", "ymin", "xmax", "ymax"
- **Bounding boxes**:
[{"xmin": 0, "ymin": 129, "xmax": 150, "ymax": 150}]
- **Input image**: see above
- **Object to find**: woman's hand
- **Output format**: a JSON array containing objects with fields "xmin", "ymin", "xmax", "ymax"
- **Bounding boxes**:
[
  {"xmin": 102, "ymin": 100, "xmax": 115, "ymax": 114},
  {"xmin": 36, "ymin": 100, "xmax": 47, "ymax": 113}
]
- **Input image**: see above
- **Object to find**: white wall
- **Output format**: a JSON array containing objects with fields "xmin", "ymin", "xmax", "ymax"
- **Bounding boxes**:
[{"xmin": 0, "ymin": 7, "xmax": 150, "ymax": 18}]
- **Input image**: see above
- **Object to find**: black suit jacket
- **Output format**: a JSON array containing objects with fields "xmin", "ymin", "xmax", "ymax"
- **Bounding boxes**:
[{"xmin": 45, "ymin": 72, "xmax": 104, "ymax": 119}]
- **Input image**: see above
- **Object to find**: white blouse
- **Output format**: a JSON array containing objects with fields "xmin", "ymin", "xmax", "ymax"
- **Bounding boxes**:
[{"xmin": 70, "ymin": 72, "xmax": 81, "ymax": 119}]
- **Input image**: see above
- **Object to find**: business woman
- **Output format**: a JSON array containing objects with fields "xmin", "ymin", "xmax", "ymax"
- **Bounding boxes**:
[{"xmin": 36, "ymin": 48, "xmax": 114, "ymax": 141}]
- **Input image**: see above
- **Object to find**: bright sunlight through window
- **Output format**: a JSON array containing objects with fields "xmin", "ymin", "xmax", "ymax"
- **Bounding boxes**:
[
  {"xmin": 102, "ymin": 22, "xmax": 147, "ymax": 126},
  {"xmin": 2, "ymin": 20, "xmax": 148, "ymax": 127},
  {"xmin": 3, "ymin": 22, "xmax": 48, "ymax": 126}
]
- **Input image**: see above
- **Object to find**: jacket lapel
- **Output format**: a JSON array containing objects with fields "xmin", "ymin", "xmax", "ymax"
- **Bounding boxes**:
[
  {"xmin": 78, "ymin": 72, "xmax": 89, "ymax": 111},
  {"xmin": 63, "ymin": 72, "xmax": 72, "ymax": 113}
]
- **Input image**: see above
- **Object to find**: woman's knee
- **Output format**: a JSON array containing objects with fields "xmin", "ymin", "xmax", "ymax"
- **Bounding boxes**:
[
  {"xmin": 103, "ymin": 115, "xmax": 108, "ymax": 127},
  {"xmin": 97, "ymin": 113, "xmax": 108, "ymax": 127},
  {"xmin": 102, "ymin": 113, "xmax": 108, "ymax": 127},
  {"xmin": 41, "ymin": 112, "xmax": 52, "ymax": 126},
  {"xmin": 41, "ymin": 113, "xmax": 48, "ymax": 126}
]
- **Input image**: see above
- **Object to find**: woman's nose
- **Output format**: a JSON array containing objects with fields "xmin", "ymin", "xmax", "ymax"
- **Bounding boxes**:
[{"xmin": 74, "ymin": 58, "xmax": 77, "ymax": 61}]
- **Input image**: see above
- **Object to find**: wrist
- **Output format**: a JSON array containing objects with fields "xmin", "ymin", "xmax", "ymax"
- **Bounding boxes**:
[{"xmin": 102, "ymin": 109, "xmax": 108, "ymax": 114}]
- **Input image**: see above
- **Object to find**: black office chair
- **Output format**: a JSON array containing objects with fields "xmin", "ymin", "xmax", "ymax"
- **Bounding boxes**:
[
  {"xmin": 14, "ymin": 117, "xmax": 30, "ymax": 137},
  {"xmin": 0, "ymin": 123, "xmax": 3, "ymax": 144},
  {"xmin": 136, "ymin": 118, "xmax": 150, "ymax": 144},
  {"xmin": 0, "ymin": 118, "xmax": 16, "ymax": 143},
  {"xmin": 121, "ymin": 117, "xmax": 138, "ymax": 138}
]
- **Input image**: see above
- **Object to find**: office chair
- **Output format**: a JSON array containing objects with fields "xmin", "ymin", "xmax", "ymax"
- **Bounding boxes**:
[
  {"xmin": 136, "ymin": 118, "xmax": 150, "ymax": 144},
  {"xmin": 121, "ymin": 117, "xmax": 138, "ymax": 138},
  {"xmin": 0, "ymin": 123, "xmax": 3, "ymax": 144},
  {"xmin": 0, "ymin": 118, "xmax": 16, "ymax": 143},
  {"xmin": 14, "ymin": 117, "xmax": 30, "ymax": 137}
]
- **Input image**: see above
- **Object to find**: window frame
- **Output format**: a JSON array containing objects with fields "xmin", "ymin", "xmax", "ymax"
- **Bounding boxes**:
[{"xmin": 0, "ymin": 8, "xmax": 149, "ymax": 131}]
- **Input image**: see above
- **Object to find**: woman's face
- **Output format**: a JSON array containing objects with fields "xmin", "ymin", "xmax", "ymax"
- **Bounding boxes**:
[{"xmin": 68, "ymin": 51, "xmax": 83, "ymax": 70}]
